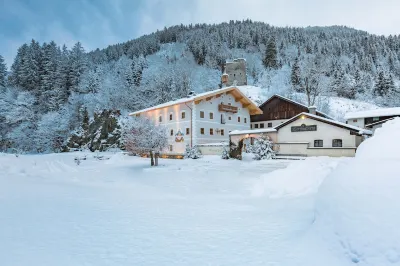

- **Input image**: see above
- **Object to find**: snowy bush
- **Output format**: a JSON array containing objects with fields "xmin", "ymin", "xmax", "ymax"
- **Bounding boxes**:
[
  {"xmin": 184, "ymin": 144, "xmax": 202, "ymax": 159},
  {"xmin": 252, "ymin": 134, "xmax": 276, "ymax": 160},
  {"xmin": 221, "ymin": 147, "xmax": 230, "ymax": 160}
]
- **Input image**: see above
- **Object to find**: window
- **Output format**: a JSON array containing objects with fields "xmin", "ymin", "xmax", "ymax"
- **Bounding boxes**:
[
  {"xmin": 332, "ymin": 139, "xmax": 343, "ymax": 147},
  {"xmin": 221, "ymin": 129, "xmax": 224, "ymax": 136},
  {"xmin": 260, "ymin": 123, "xmax": 265, "ymax": 128},
  {"xmin": 221, "ymin": 114, "xmax": 226, "ymax": 124},
  {"xmin": 169, "ymin": 145, "xmax": 173, "ymax": 152},
  {"xmin": 353, "ymin": 119, "xmax": 358, "ymax": 123},
  {"xmin": 170, "ymin": 129, "xmax": 174, "ymax": 136},
  {"xmin": 228, "ymin": 116, "xmax": 232, "ymax": 121},
  {"xmin": 181, "ymin": 112, "xmax": 186, "ymax": 119},
  {"xmin": 373, "ymin": 117, "xmax": 379, "ymax": 121},
  {"xmin": 238, "ymin": 116, "xmax": 241, "ymax": 123},
  {"xmin": 210, "ymin": 128, "xmax": 214, "ymax": 135},
  {"xmin": 200, "ymin": 128, "xmax": 204, "ymax": 135},
  {"xmin": 159, "ymin": 115, "xmax": 162, "ymax": 123},
  {"xmin": 255, "ymin": 124, "xmax": 259, "ymax": 129},
  {"xmin": 244, "ymin": 117, "xmax": 247, "ymax": 123},
  {"xmin": 186, "ymin": 128, "xmax": 190, "ymax": 135},
  {"xmin": 268, "ymin": 122, "xmax": 272, "ymax": 128},
  {"xmin": 169, "ymin": 113, "xmax": 173, "ymax": 121},
  {"xmin": 209, "ymin": 112, "xmax": 214, "ymax": 119},
  {"xmin": 200, "ymin": 111, "xmax": 204, "ymax": 118},
  {"xmin": 314, "ymin": 140, "xmax": 323, "ymax": 147},
  {"xmin": 250, "ymin": 124, "xmax": 253, "ymax": 129},
  {"xmin": 228, "ymin": 103, "xmax": 231, "ymax": 106}
]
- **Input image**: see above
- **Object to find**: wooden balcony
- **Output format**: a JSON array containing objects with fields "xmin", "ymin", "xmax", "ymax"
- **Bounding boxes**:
[{"xmin": 218, "ymin": 104, "xmax": 238, "ymax": 113}]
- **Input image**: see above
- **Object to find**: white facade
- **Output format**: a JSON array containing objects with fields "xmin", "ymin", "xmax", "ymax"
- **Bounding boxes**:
[
  {"xmin": 194, "ymin": 93, "xmax": 251, "ymax": 146},
  {"xmin": 130, "ymin": 87, "xmax": 261, "ymax": 155},
  {"xmin": 230, "ymin": 113, "xmax": 372, "ymax": 157}
]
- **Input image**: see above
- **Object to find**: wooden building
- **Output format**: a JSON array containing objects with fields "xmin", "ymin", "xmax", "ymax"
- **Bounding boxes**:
[{"xmin": 250, "ymin": 95, "xmax": 331, "ymax": 129}]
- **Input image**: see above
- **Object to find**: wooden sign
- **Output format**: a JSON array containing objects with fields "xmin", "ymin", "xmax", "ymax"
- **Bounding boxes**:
[
  {"xmin": 218, "ymin": 104, "xmax": 238, "ymax": 113},
  {"xmin": 291, "ymin": 124, "xmax": 317, "ymax": 132}
]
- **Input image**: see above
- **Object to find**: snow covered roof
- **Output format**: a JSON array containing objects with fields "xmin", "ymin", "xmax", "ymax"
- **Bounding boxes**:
[
  {"xmin": 365, "ymin": 117, "xmax": 394, "ymax": 128},
  {"xmin": 229, "ymin": 128, "xmax": 277, "ymax": 136},
  {"xmin": 260, "ymin": 94, "xmax": 333, "ymax": 119},
  {"xmin": 344, "ymin": 107, "xmax": 400, "ymax": 120},
  {"xmin": 274, "ymin": 112, "xmax": 373, "ymax": 135},
  {"xmin": 129, "ymin": 86, "xmax": 262, "ymax": 116}
]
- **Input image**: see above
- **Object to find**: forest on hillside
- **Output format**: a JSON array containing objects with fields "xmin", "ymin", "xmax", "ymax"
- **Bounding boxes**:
[{"xmin": 1, "ymin": 20, "xmax": 400, "ymax": 153}]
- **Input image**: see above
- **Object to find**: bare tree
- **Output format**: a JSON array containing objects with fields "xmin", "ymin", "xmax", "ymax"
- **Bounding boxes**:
[
  {"xmin": 121, "ymin": 117, "xmax": 168, "ymax": 166},
  {"xmin": 301, "ymin": 58, "xmax": 326, "ymax": 106}
]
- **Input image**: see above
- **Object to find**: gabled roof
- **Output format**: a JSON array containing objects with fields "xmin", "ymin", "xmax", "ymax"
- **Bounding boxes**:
[
  {"xmin": 345, "ymin": 107, "xmax": 400, "ymax": 120},
  {"xmin": 129, "ymin": 86, "xmax": 263, "ymax": 116},
  {"xmin": 259, "ymin": 94, "xmax": 333, "ymax": 119},
  {"xmin": 274, "ymin": 112, "xmax": 373, "ymax": 135}
]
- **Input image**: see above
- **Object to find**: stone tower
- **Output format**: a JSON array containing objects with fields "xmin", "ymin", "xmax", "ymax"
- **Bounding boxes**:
[{"xmin": 221, "ymin": 58, "xmax": 247, "ymax": 87}]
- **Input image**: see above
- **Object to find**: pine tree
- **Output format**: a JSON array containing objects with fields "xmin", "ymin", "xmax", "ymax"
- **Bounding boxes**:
[
  {"xmin": 374, "ymin": 71, "xmax": 386, "ymax": 96},
  {"xmin": 9, "ymin": 44, "xmax": 29, "ymax": 88},
  {"xmin": 69, "ymin": 42, "xmax": 87, "ymax": 92},
  {"xmin": 263, "ymin": 38, "xmax": 278, "ymax": 69},
  {"xmin": 252, "ymin": 135, "xmax": 275, "ymax": 160},
  {"xmin": 291, "ymin": 58, "xmax": 301, "ymax": 91},
  {"xmin": 0, "ymin": 55, "xmax": 7, "ymax": 89}
]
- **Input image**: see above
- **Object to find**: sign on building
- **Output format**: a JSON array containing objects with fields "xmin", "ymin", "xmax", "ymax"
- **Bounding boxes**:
[{"xmin": 291, "ymin": 124, "xmax": 317, "ymax": 132}]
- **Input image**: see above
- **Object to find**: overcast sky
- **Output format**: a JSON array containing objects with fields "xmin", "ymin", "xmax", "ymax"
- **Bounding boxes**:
[{"xmin": 1, "ymin": 0, "xmax": 400, "ymax": 67}]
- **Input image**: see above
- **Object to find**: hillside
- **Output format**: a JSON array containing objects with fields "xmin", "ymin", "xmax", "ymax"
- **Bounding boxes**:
[{"xmin": 0, "ymin": 20, "xmax": 399, "ymax": 152}]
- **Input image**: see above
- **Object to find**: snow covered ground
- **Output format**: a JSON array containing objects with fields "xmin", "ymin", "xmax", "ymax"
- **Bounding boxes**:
[{"xmin": 1, "ymin": 119, "xmax": 399, "ymax": 266}]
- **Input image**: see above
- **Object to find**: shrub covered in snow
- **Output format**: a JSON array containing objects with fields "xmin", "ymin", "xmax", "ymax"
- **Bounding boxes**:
[
  {"xmin": 184, "ymin": 144, "xmax": 202, "ymax": 159},
  {"xmin": 221, "ymin": 147, "xmax": 230, "ymax": 159},
  {"xmin": 251, "ymin": 134, "xmax": 276, "ymax": 160}
]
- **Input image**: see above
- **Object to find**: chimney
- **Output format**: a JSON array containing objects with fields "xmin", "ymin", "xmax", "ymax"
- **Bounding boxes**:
[{"xmin": 308, "ymin": 106, "xmax": 317, "ymax": 115}]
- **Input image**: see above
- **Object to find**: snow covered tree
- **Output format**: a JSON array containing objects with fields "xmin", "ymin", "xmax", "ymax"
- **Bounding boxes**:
[
  {"xmin": 263, "ymin": 38, "xmax": 278, "ymax": 69},
  {"xmin": 252, "ymin": 134, "xmax": 276, "ymax": 160},
  {"xmin": 69, "ymin": 42, "xmax": 87, "ymax": 93},
  {"xmin": 0, "ymin": 55, "xmax": 7, "ymax": 89},
  {"xmin": 291, "ymin": 57, "xmax": 301, "ymax": 91},
  {"xmin": 121, "ymin": 117, "xmax": 168, "ymax": 166},
  {"xmin": 184, "ymin": 144, "xmax": 202, "ymax": 159}
]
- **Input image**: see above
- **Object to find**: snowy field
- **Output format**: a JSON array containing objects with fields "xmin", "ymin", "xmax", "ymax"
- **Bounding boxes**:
[{"xmin": 1, "ymin": 119, "xmax": 399, "ymax": 266}]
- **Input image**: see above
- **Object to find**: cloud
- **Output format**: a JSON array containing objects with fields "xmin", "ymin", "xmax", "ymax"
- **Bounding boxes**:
[{"xmin": 1, "ymin": 0, "xmax": 400, "ymax": 67}]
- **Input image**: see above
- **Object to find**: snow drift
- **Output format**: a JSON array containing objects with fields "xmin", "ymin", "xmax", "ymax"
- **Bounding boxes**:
[{"xmin": 316, "ymin": 118, "xmax": 400, "ymax": 265}]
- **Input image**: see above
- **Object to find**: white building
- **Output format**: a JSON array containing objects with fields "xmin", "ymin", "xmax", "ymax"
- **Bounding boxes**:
[
  {"xmin": 345, "ymin": 107, "xmax": 400, "ymax": 133},
  {"xmin": 129, "ymin": 86, "xmax": 262, "ymax": 155},
  {"xmin": 231, "ymin": 112, "xmax": 373, "ymax": 157}
]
